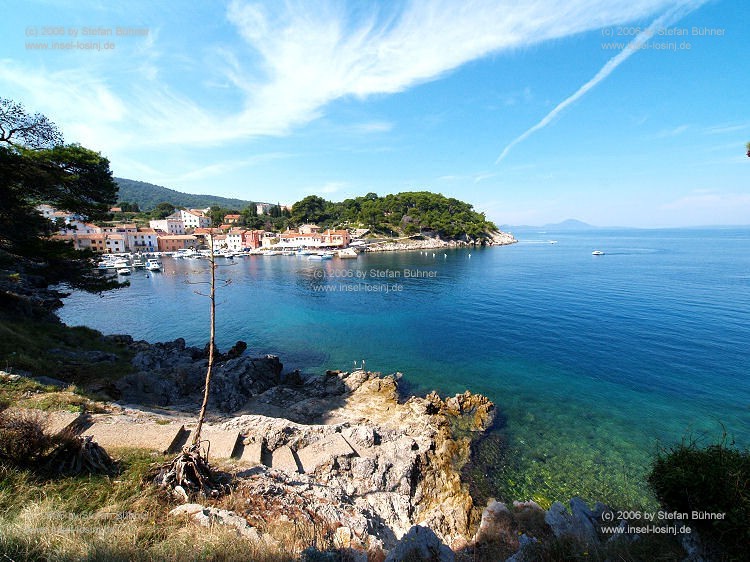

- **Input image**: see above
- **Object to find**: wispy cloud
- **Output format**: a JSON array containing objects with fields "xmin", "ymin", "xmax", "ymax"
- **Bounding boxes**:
[
  {"xmin": 3, "ymin": 0, "xmax": 691, "ymax": 157},
  {"xmin": 438, "ymin": 171, "xmax": 498, "ymax": 183},
  {"xmin": 169, "ymin": 153, "xmax": 290, "ymax": 183},
  {"xmin": 495, "ymin": 1, "xmax": 706, "ymax": 164},
  {"xmin": 314, "ymin": 181, "xmax": 347, "ymax": 195},
  {"xmin": 654, "ymin": 124, "xmax": 690, "ymax": 138},
  {"xmin": 703, "ymin": 122, "xmax": 750, "ymax": 135}
]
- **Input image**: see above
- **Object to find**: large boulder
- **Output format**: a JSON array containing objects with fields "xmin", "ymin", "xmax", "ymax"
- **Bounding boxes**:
[
  {"xmin": 385, "ymin": 525, "xmax": 454, "ymax": 562},
  {"xmin": 209, "ymin": 355, "xmax": 283, "ymax": 412}
]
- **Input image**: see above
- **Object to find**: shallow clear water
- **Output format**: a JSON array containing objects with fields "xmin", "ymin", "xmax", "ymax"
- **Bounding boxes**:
[{"xmin": 60, "ymin": 228, "xmax": 750, "ymax": 508}]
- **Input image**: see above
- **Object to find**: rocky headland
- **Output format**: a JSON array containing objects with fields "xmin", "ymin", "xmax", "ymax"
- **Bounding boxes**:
[{"xmin": 364, "ymin": 230, "xmax": 516, "ymax": 253}]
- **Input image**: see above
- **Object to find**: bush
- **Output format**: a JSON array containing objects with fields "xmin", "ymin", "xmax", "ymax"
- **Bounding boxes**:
[
  {"xmin": 648, "ymin": 435, "xmax": 750, "ymax": 559},
  {"xmin": 0, "ymin": 408, "xmax": 52, "ymax": 467},
  {"xmin": 0, "ymin": 409, "xmax": 116, "ymax": 475}
]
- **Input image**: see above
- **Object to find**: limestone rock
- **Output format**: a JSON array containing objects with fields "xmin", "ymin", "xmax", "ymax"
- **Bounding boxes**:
[
  {"xmin": 474, "ymin": 500, "xmax": 519, "ymax": 549},
  {"xmin": 384, "ymin": 525, "xmax": 454, "ymax": 562}
]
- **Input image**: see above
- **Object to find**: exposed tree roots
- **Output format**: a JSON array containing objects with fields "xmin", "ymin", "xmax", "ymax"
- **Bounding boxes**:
[{"xmin": 153, "ymin": 443, "xmax": 231, "ymax": 501}]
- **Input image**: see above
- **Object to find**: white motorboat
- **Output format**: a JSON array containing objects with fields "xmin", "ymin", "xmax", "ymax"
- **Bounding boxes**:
[
  {"xmin": 117, "ymin": 267, "xmax": 131, "ymax": 275},
  {"xmin": 146, "ymin": 259, "xmax": 161, "ymax": 271},
  {"xmin": 591, "ymin": 250, "xmax": 605, "ymax": 256}
]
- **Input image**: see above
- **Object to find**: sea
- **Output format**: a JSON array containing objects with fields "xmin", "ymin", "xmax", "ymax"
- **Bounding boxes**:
[{"xmin": 59, "ymin": 227, "xmax": 750, "ymax": 509}]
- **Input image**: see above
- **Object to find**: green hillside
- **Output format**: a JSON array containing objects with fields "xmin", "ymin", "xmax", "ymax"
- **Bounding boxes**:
[
  {"xmin": 114, "ymin": 178, "xmax": 255, "ymax": 211},
  {"xmin": 291, "ymin": 192, "xmax": 498, "ymax": 240}
]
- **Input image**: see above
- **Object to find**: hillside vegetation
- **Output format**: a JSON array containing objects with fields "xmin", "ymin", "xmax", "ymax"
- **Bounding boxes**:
[
  {"xmin": 291, "ymin": 192, "xmax": 498, "ymax": 239},
  {"xmin": 115, "ymin": 178, "xmax": 255, "ymax": 212},
  {"xmin": 113, "ymin": 179, "xmax": 500, "ymax": 241}
]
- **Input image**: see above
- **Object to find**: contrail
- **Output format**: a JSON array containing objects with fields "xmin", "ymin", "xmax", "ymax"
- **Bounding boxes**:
[{"xmin": 495, "ymin": 2, "xmax": 704, "ymax": 164}]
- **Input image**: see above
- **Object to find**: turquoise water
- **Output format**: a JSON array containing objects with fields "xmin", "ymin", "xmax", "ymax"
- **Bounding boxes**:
[{"xmin": 60, "ymin": 228, "xmax": 750, "ymax": 508}]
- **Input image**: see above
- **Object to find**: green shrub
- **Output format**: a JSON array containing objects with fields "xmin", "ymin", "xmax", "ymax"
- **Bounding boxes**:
[{"xmin": 648, "ymin": 435, "xmax": 750, "ymax": 559}]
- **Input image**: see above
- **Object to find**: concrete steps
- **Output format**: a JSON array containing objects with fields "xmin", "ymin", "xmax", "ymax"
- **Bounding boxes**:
[
  {"xmin": 173, "ymin": 428, "xmax": 241, "ymax": 459},
  {"xmin": 74, "ymin": 419, "xmax": 374, "ymax": 475},
  {"xmin": 81, "ymin": 422, "xmax": 186, "ymax": 454},
  {"xmin": 296, "ymin": 433, "xmax": 355, "ymax": 473},
  {"xmin": 45, "ymin": 411, "xmax": 85, "ymax": 435}
]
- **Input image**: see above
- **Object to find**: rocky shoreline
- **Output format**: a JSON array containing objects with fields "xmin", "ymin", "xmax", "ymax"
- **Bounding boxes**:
[
  {"xmin": 77, "ymin": 336, "xmax": 698, "ymax": 560},
  {"xmin": 105, "ymin": 336, "xmax": 494, "ymax": 549},
  {"xmin": 364, "ymin": 230, "xmax": 517, "ymax": 253}
]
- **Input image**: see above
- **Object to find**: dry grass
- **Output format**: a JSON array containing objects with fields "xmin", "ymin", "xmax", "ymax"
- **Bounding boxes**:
[{"xmin": 0, "ymin": 449, "xmax": 347, "ymax": 561}]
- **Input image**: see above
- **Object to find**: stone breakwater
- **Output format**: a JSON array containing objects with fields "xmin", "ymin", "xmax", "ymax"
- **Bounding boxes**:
[{"xmin": 365, "ymin": 230, "xmax": 517, "ymax": 253}]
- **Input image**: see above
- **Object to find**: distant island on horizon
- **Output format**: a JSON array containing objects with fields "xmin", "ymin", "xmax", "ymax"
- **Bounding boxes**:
[{"xmin": 502, "ymin": 219, "xmax": 597, "ymax": 231}]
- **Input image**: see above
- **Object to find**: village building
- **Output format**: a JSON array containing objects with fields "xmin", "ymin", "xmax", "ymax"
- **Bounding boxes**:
[
  {"xmin": 104, "ymin": 234, "xmax": 127, "ymax": 254},
  {"xmin": 172, "ymin": 209, "xmax": 211, "ymax": 229},
  {"xmin": 157, "ymin": 234, "xmax": 199, "ymax": 252},
  {"xmin": 242, "ymin": 230, "xmax": 265, "ymax": 250},
  {"xmin": 128, "ymin": 228, "xmax": 158, "ymax": 253},
  {"xmin": 149, "ymin": 218, "xmax": 185, "ymax": 235}
]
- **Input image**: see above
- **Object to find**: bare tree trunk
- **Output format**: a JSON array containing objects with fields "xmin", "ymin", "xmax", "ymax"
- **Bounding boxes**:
[{"xmin": 192, "ymin": 235, "xmax": 216, "ymax": 448}]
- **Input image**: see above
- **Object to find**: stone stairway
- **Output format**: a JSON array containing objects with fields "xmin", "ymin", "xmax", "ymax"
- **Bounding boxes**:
[
  {"xmin": 37, "ymin": 413, "xmax": 363, "ymax": 474},
  {"xmin": 13, "ymin": 408, "xmax": 372, "ymax": 474}
]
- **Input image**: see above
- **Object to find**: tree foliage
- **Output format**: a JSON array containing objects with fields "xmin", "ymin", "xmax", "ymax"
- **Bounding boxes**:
[
  {"xmin": 150, "ymin": 202, "xmax": 177, "ymax": 220},
  {"xmin": 0, "ymin": 99, "xmax": 120, "ymax": 296},
  {"xmin": 0, "ymin": 98, "xmax": 63, "ymax": 149},
  {"xmin": 290, "ymin": 191, "xmax": 497, "ymax": 240}
]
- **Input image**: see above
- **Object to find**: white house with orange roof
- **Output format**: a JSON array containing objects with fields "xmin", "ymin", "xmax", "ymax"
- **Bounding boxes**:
[
  {"xmin": 298, "ymin": 224, "xmax": 321, "ymax": 235},
  {"xmin": 104, "ymin": 234, "xmax": 126, "ymax": 254},
  {"xmin": 226, "ymin": 229, "xmax": 245, "ymax": 252},
  {"xmin": 149, "ymin": 218, "xmax": 185, "ymax": 235},
  {"xmin": 173, "ymin": 209, "xmax": 211, "ymax": 229}
]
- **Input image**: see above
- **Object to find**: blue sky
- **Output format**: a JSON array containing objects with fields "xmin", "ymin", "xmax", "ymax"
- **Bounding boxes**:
[{"xmin": 1, "ymin": 0, "xmax": 747, "ymax": 227}]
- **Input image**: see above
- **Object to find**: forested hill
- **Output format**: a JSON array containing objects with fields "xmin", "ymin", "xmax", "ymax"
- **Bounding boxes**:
[
  {"xmin": 114, "ymin": 179, "xmax": 498, "ymax": 241},
  {"xmin": 115, "ymin": 178, "xmax": 254, "ymax": 211},
  {"xmin": 291, "ymin": 192, "xmax": 498, "ymax": 240}
]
